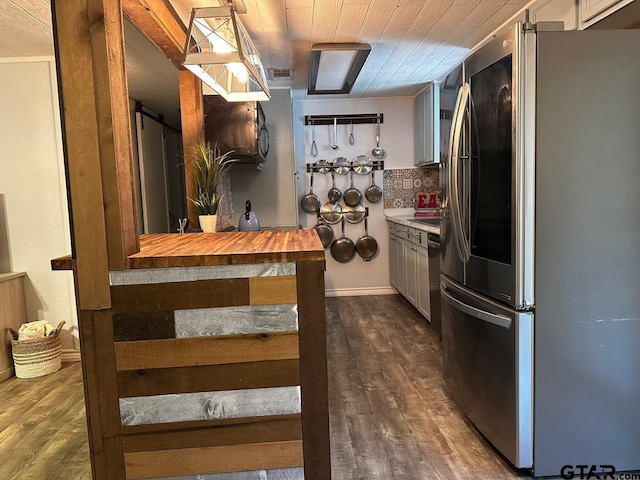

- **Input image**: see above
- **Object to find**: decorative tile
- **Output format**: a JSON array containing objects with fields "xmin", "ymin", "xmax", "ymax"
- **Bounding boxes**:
[{"xmin": 383, "ymin": 166, "xmax": 441, "ymax": 209}]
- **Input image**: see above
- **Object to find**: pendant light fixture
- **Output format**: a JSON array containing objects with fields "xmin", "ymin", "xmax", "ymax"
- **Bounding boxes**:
[{"xmin": 182, "ymin": 5, "xmax": 270, "ymax": 102}]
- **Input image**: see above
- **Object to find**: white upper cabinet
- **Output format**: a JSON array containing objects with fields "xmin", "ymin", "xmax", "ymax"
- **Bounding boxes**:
[
  {"xmin": 530, "ymin": 0, "xmax": 578, "ymax": 30},
  {"xmin": 580, "ymin": 0, "xmax": 621, "ymax": 23},
  {"xmin": 413, "ymin": 83, "xmax": 440, "ymax": 166}
]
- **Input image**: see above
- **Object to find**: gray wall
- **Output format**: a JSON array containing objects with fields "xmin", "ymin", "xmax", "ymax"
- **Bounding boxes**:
[{"xmin": 230, "ymin": 89, "xmax": 298, "ymax": 228}]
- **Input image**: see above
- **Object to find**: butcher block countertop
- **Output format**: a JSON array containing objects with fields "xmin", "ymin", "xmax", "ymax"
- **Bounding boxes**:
[{"xmin": 51, "ymin": 229, "xmax": 325, "ymax": 270}]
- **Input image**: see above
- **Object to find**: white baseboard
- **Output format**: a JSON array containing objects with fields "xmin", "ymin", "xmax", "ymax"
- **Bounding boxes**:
[
  {"xmin": 61, "ymin": 349, "xmax": 81, "ymax": 363},
  {"xmin": 325, "ymin": 287, "xmax": 398, "ymax": 297}
]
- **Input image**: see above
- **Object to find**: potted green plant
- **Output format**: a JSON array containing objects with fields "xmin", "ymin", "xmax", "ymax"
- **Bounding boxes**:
[{"xmin": 187, "ymin": 142, "xmax": 235, "ymax": 232}]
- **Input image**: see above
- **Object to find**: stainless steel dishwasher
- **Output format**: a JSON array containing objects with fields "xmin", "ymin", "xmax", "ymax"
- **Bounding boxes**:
[{"xmin": 427, "ymin": 232, "xmax": 442, "ymax": 336}]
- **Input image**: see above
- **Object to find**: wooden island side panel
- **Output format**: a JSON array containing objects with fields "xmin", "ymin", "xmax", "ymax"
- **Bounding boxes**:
[{"xmin": 108, "ymin": 253, "xmax": 329, "ymax": 480}]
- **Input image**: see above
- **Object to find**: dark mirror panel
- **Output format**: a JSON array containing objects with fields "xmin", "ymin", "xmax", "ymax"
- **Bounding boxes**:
[{"xmin": 469, "ymin": 55, "xmax": 512, "ymax": 266}]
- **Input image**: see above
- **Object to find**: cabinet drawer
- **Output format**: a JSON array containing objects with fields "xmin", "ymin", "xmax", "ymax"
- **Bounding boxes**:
[
  {"xmin": 408, "ymin": 228, "xmax": 423, "ymax": 245},
  {"xmin": 400, "ymin": 225, "xmax": 412, "ymax": 241},
  {"xmin": 417, "ymin": 230, "xmax": 429, "ymax": 248}
]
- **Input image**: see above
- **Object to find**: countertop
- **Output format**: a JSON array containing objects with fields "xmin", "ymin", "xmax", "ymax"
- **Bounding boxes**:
[
  {"xmin": 51, "ymin": 229, "xmax": 325, "ymax": 271},
  {"xmin": 0, "ymin": 272, "xmax": 25, "ymax": 283},
  {"xmin": 385, "ymin": 214, "xmax": 441, "ymax": 235}
]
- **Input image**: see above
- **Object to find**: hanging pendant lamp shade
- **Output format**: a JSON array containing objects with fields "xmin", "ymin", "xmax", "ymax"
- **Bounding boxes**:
[{"xmin": 182, "ymin": 6, "xmax": 270, "ymax": 102}]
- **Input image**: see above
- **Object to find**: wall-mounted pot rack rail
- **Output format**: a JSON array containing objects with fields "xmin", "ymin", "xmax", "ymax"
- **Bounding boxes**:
[
  {"xmin": 304, "ymin": 113, "xmax": 384, "ymax": 125},
  {"xmin": 306, "ymin": 160, "xmax": 384, "ymax": 173}
]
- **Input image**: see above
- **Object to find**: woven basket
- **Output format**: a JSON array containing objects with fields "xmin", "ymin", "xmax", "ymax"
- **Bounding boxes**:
[{"xmin": 8, "ymin": 321, "xmax": 65, "ymax": 379}]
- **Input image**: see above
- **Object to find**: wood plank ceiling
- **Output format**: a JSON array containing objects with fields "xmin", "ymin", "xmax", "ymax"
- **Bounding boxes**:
[
  {"xmin": 4, "ymin": 0, "xmax": 531, "ymax": 101},
  {"xmin": 170, "ymin": 0, "xmax": 530, "ymax": 98}
]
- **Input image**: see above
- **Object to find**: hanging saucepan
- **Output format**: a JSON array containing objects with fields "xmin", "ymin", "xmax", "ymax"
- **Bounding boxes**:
[
  {"xmin": 301, "ymin": 170, "xmax": 321, "ymax": 213},
  {"xmin": 364, "ymin": 171, "xmax": 383, "ymax": 203},
  {"xmin": 333, "ymin": 156, "xmax": 350, "ymax": 175},
  {"xmin": 352, "ymin": 155, "xmax": 373, "ymax": 175},
  {"xmin": 343, "ymin": 203, "xmax": 366, "ymax": 224},
  {"xmin": 328, "ymin": 171, "xmax": 342, "ymax": 204},
  {"xmin": 312, "ymin": 214, "xmax": 334, "ymax": 249},
  {"xmin": 320, "ymin": 201, "xmax": 342, "ymax": 224},
  {"xmin": 343, "ymin": 171, "xmax": 363, "ymax": 207},
  {"xmin": 356, "ymin": 211, "xmax": 378, "ymax": 262},
  {"xmin": 330, "ymin": 218, "xmax": 356, "ymax": 263}
]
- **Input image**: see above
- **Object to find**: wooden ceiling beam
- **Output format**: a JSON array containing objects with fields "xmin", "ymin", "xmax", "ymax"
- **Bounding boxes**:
[{"xmin": 122, "ymin": 0, "xmax": 189, "ymax": 69}]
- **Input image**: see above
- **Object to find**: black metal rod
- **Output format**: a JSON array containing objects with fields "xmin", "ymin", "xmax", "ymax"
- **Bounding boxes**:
[
  {"xmin": 306, "ymin": 160, "xmax": 384, "ymax": 173},
  {"xmin": 135, "ymin": 101, "xmax": 181, "ymax": 133},
  {"xmin": 304, "ymin": 113, "xmax": 384, "ymax": 126}
]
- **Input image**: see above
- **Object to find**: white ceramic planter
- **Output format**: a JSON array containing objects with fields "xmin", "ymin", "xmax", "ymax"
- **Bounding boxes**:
[{"xmin": 199, "ymin": 215, "xmax": 217, "ymax": 233}]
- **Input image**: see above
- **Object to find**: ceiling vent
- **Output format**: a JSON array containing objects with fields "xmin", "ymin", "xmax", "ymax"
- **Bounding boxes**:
[{"xmin": 268, "ymin": 68, "xmax": 292, "ymax": 81}]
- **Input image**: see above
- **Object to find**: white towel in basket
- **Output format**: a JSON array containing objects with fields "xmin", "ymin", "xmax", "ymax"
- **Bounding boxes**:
[{"xmin": 17, "ymin": 320, "xmax": 56, "ymax": 340}]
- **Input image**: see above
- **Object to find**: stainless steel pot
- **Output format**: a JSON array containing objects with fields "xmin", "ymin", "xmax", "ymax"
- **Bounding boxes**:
[
  {"xmin": 343, "ymin": 203, "xmax": 366, "ymax": 224},
  {"xmin": 333, "ymin": 156, "xmax": 350, "ymax": 175},
  {"xmin": 355, "ymin": 214, "xmax": 378, "ymax": 261},
  {"xmin": 330, "ymin": 219, "xmax": 355, "ymax": 263},
  {"xmin": 301, "ymin": 171, "xmax": 321, "ymax": 213},
  {"xmin": 328, "ymin": 171, "xmax": 342, "ymax": 204},
  {"xmin": 352, "ymin": 155, "xmax": 372, "ymax": 175},
  {"xmin": 364, "ymin": 171, "xmax": 383, "ymax": 203},
  {"xmin": 316, "ymin": 159, "xmax": 331, "ymax": 174},
  {"xmin": 320, "ymin": 201, "xmax": 342, "ymax": 224},
  {"xmin": 312, "ymin": 215, "xmax": 334, "ymax": 249},
  {"xmin": 343, "ymin": 171, "xmax": 362, "ymax": 207}
]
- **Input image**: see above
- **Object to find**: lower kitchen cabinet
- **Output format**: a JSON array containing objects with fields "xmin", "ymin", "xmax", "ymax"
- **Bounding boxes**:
[
  {"xmin": 389, "ymin": 233, "xmax": 399, "ymax": 290},
  {"xmin": 396, "ymin": 236, "xmax": 407, "ymax": 296},
  {"xmin": 403, "ymin": 238, "xmax": 418, "ymax": 305},
  {"xmin": 416, "ymin": 245, "xmax": 431, "ymax": 319},
  {"xmin": 388, "ymin": 221, "xmax": 434, "ymax": 323}
]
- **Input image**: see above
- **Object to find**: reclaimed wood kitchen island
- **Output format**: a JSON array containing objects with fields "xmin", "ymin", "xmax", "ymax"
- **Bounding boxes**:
[{"xmin": 53, "ymin": 230, "xmax": 330, "ymax": 480}]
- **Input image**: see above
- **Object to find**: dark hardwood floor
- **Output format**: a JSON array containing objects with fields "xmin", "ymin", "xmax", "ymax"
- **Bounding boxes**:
[
  {"xmin": 0, "ymin": 295, "xmax": 543, "ymax": 479},
  {"xmin": 325, "ymin": 295, "xmax": 535, "ymax": 480}
]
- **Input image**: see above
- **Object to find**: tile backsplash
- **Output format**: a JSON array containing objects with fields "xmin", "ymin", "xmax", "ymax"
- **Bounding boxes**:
[{"xmin": 383, "ymin": 167, "xmax": 440, "ymax": 209}]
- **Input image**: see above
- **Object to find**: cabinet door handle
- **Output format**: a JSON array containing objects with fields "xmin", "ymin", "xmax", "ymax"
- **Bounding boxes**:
[{"xmin": 412, "ymin": 232, "xmax": 422, "ymax": 237}]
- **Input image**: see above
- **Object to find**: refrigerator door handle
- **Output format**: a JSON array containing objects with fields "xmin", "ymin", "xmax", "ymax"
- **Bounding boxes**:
[
  {"xmin": 449, "ymin": 83, "xmax": 471, "ymax": 263},
  {"xmin": 441, "ymin": 284, "xmax": 512, "ymax": 329}
]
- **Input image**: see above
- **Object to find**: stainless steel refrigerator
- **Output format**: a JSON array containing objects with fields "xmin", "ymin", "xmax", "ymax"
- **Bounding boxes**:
[{"xmin": 440, "ymin": 22, "xmax": 640, "ymax": 476}]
